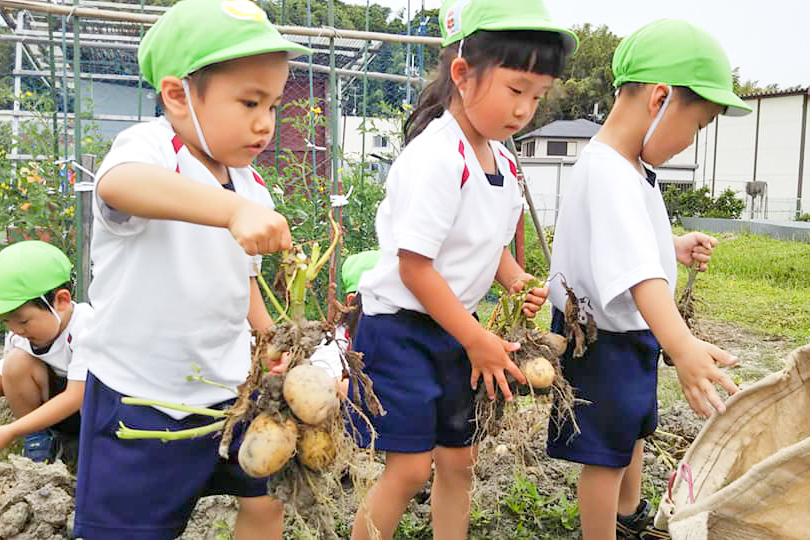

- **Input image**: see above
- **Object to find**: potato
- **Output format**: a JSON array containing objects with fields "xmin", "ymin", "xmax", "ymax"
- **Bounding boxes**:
[
  {"xmin": 238, "ymin": 414, "xmax": 298, "ymax": 478},
  {"xmin": 540, "ymin": 332, "xmax": 567, "ymax": 357},
  {"xmin": 523, "ymin": 356, "xmax": 556, "ymax": 389},
  {"xmin": 298, "ymin": 426, "xmax": 336, "ymax": 471},
  {"xmin": 283, "ymin": 364, "xmax": 339, "ymax": 426}
]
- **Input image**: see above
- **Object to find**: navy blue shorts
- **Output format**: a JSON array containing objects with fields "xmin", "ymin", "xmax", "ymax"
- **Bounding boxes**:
[
  {"xmin": 74, "ymin": 373, "xmax": 267, "ymax": 540},
  {"xmin": 547, "ymin": 309, "xmax": 660, "ymax": 468},
  {"xmin": 348, "ymin": 311, "xmax": 476, "ymax": 453}
]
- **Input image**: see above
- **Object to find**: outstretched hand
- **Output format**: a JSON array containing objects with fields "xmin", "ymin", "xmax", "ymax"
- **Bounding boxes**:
[
  {"xmin": 670, "ymin": 336, "xmax": 739, "ymax": 417},
  {"xmin": 467, "ymin": 330, "xmax": 527, "ymax": 401}
]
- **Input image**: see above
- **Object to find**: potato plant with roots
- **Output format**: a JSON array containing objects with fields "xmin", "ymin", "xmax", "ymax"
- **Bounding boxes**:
[
  {"xmin": 474, "ymin": 276, "xmax": 597, "ymax": 471},
  {"xmin": 115, "ymin": 215, "xmax": 384, "ymax": 539}
]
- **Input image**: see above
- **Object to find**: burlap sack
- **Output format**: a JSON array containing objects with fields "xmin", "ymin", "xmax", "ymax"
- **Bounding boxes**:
[{"xmin": 654, "ymin": 345, "xmax": 810, "ymax": 540}]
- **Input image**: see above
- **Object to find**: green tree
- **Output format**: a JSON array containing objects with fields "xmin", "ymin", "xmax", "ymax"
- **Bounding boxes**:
[{"xmin": 529, "ymin": 24, "xmax": 621, "ymax": 130}]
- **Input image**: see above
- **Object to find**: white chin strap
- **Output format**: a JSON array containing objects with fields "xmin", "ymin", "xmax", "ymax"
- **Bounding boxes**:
[
  {"xmin": 181, "ymin": 78, "xmax": 214, "ymax": 159},
  {"xmin": 40, "ymin": 295, "xmax": 62, "ymax": 327},
  {"xmin": 643, "ymin": 85, "xmax": 673, "ymax": 148}
]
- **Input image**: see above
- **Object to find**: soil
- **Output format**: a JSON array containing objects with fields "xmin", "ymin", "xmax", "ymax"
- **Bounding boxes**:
[{"xmin": 0, "ymin": 320, "xmax": 797, "ymax": 539}]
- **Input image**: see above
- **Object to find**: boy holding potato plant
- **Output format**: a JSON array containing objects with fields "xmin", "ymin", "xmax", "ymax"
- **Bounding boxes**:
[
  {"xmin": 72, "ymin": 1, "xmax": 310, "ymax": 538},
  {"xmin": 546, "ymin": 20, "xmax": 751, "ymax": 540}
]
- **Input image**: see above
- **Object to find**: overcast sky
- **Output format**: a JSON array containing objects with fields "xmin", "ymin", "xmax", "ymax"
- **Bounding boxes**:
[{"xmin": 346, "ymin": 0, "xmax": 807, "ymax": 88}]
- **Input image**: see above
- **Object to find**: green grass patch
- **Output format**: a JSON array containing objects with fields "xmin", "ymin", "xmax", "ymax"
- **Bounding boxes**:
[{"xmin": 685, "ymin": 231, "xmax": 810, "ymax": 344}]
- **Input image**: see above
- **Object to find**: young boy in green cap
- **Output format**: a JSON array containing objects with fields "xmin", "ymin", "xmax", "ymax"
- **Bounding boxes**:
[
  {"xmin": 73, "ymin": 1, "xmax": 309, "ymax": 538},
  {"xmin": 0, "ymin": 240, "xmax": 93, "ymax": 463},
  {"xmin": 547, "ymin": 19, "xmax": 751, "ymax": 540}
]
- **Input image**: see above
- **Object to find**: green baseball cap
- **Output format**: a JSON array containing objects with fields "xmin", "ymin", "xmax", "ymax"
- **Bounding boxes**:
[
  {"xmin": 138, "ymin": 0, "xmax": 311, "ymax": 90},
  {"xmin": 439, "ymin": 0, "xmax": 578, "ymax": 54},
  {"xmin": 341, "ymin": 250, "xmax": 380, "ymax": 294},
  {"xmin": 612, "ymin": 19, "xmax": 751, "ymax": 117},
  {"xmin": 0, "ymin": 241, "xmax": 72, "ymax": 315}
]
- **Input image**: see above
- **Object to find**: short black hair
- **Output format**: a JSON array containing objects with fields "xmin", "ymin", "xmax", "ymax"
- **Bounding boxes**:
[
  {"xmin": 618, "ymin": 82, "xmax": 707, "ymax": 106},
  {"xmin": 28, "ymin": 282, "xmax": 72, "ymax": 311},
  {"xmin": 155, "ymin": 60, "xmax": 232, "ymax": 110}
]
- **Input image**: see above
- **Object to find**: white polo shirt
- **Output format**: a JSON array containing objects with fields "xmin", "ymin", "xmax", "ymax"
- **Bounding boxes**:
[
  {"xmin": 359, "ymin": 111, "xmax": 523, "ymax": 315},
  {"xmin": 78, "ymin": 117, "xmax": 275, "ymax": 418},
  {"xmin": 548, "ymin": 139, "xmax": 676, "ymax": 332},
  {"xmin": 2, "ymin": 302, "xmax": 93, "ymax": 381}
]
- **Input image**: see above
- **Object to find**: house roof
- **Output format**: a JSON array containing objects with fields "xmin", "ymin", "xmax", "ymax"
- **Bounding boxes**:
[
  {"xmin": 516, "ymin": 118, "xmax": 602, "ymax": 141},
  {"xmin": 740, "ymin": 87, "xmax": 810, "ymax": 100}
]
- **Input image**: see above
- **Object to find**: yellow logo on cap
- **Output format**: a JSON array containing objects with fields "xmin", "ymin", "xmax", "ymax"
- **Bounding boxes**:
[{"xmin": 221, "ymin": 0, "xmax": 267, "ymax": 23}]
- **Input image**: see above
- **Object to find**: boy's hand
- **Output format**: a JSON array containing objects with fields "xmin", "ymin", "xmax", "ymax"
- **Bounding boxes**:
[
  {"xmin": 675, "ymin": 232, "xmax": 717, "ymax": 270},
  {"xmin": 229, "ymin": 201, "xmax": 292, "ymax": 255},
  {"xmin": 508, "ymin": 272, "xmax": 549, "ymax": 318},
  {"xmin": 669, "ymin": 336, "xmax": 739, "ymax": 417},
  {"xmin": 467, "ymin": 329, "xmax": 527, "ymax": 401}
]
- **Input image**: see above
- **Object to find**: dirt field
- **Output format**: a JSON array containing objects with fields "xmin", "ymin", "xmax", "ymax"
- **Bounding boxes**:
[{"xmin": 0, "ymin": 319, "xmax": 797, "ymax": 539}]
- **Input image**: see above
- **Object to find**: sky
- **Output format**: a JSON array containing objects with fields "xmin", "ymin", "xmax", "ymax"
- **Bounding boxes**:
[{"xmin": 346, "ymin": 0, "xmax": 808, "ymax": 89}]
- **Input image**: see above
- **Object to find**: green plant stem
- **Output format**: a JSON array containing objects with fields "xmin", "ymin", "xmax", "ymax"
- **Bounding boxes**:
[
  {"xmin": 256, "ymin": 270, "xmax": 291, "ymax": 323},
  {"xmin": 116, "ymin": 420, "xmax": 226, "ymax": 441},
  {"xmin": 186, "ymin": 375, "xmax": 238, "ymax": 395},
  {"xmin": 120, "ymin": 397, "xmax": 227, "ymax": 417}
]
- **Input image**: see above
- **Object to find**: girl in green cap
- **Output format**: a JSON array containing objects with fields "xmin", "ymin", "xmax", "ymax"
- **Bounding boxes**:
[
  {"xmin": 546, "ymin": 19, "xmax": 749, "ymax": 540},
  {"xmin": 347, "ymin": 0, "xmax": 577, "ymax": 538}
]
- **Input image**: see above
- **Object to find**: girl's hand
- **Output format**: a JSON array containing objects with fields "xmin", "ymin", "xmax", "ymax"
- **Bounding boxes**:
[
  {"xmin": 674, "ymin": 232, "xmax": 717, "ymax": 270},
  {"xmin": 466, "ymin": 330, "xmax": 527, "ymax": 401},
  {"xmin": 668, "ymin": 336, "xmax": 739, "ymax": 417},
  {"xmin": 508, "ymin": 272, "xmax": 549, "ymax": 318}
]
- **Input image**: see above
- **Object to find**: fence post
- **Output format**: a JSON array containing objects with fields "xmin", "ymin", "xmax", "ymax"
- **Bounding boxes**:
[{"xmin": 75, "ymin": 154, "xmax": 95, "ymax": 303}]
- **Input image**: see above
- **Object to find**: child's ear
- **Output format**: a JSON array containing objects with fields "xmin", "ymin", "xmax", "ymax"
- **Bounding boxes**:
[
  {"xmin": 450, "ymin": 57, "xmax": 471, "ymax": 94},
  {"xmin": 53, "ymin": 289, "xmax": 72, "ymax": 310},
  {"xmin": 345, "ymin": 292, "xmax": 356, "ymax": 304},
  {"xmin": 160, "ymin": 76, "xmax": 188, "ymax": 118},
  {"xmin": 648, "ymin": 84, "xmax": 670, "ymax": 115}
]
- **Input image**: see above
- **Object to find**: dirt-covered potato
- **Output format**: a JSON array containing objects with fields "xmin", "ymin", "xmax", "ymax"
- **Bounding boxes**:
[
  {"xmin": 523, "ymin": 356, "xmax": 556, "ymax": 389},
  {"xmin": 298, "ymin": 426, "xmax": 336, "ymax": 471},
  {"xmin": 238, "ymin": 414, "xmax": 298, "ymax": 478},
  {"xmin": 283, "ymin": 364, "xmax": 339, "ymax": 426},
  {"xmin": 540, "ymin": 332, "xmax": 568, "ymax": 357}
]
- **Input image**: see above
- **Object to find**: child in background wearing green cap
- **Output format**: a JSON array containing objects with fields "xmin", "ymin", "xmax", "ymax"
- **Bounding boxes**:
[
  {"xmin": 309, "ymin": 250, "xmax": 380, "ymax": 398},
  {"xmin": 546, "ymin": 19, "xmax": 751, "ymax": 540},
  {"xmin": 0, "ymin": 241, "xmax": 93, "ymax": 464},
  {"xmin": 72, "ymin": 1, "xmax": 310, "ymax": 538},
  {"xmin": 347, "ymin": 1, "xmax": 576, "ymax": 538}
]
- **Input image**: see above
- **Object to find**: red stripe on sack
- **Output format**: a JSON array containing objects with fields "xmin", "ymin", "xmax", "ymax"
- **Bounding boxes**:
[
  {"xmin": 171, "ymin": 135, "xmax": 183, "ymax": 173},
  {"xmin": 458, "ymin": 140, "xmax": 470, "ymax": 188},
  {"xmin": 251, "ymin": 170, "xmax": 266, "ymax": 187},
  {"xmin": 499, "ymin": 150, "xmax": 517, "ymax": 178}
]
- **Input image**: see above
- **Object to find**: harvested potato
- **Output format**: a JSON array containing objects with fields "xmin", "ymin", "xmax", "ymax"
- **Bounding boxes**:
[
  {"xmin": 298, "ymin": 426, "xmax": 336, "ymax": 471},
  {"xmin": 238, "ymin": 414, "xmax": 298, "ymax": 478},
  {"xmin": 523, "ymin": 356, "xmax": 556, "ymax": 389},
  {"xmin": 283, "ymin": 364, "xmax": 339, "ymax": 426}
]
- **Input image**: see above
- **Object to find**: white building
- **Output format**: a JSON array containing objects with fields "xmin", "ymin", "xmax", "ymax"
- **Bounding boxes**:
[
  {"xmin": 516, "ymin": 118, "xmax": 601, "ymax": 159},
  {"xmin": 339, "ymin": 115, "xmax": 401, "ymax": 181}
]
